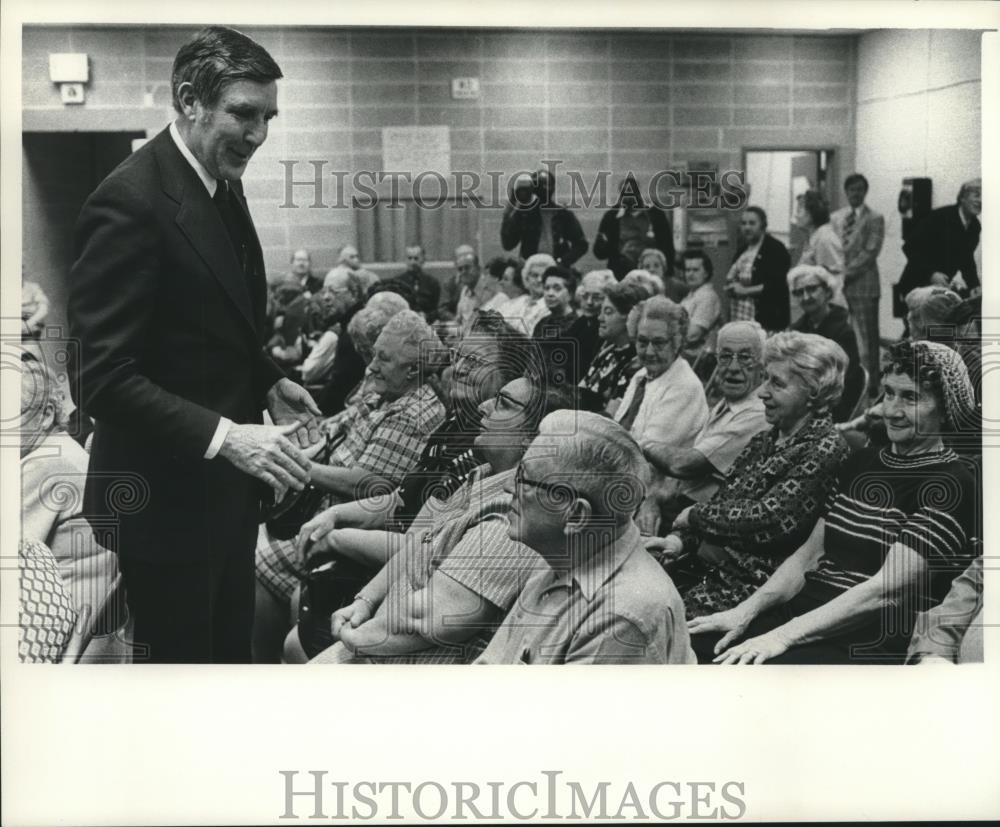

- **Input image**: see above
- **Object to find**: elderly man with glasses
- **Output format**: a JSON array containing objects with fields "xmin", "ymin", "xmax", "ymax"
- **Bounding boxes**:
[
  {"xmin": 476, "ymin": 411, "xmax": 695, "ymax": 664},
  {"xmin": 640, "ymin": 321, "xmax": 771, "ymax": 531}
]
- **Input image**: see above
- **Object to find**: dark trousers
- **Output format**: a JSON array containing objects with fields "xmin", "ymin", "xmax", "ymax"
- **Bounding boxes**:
[{"xmin": 118, "ymin": 524, "xmax": 256, "ymax": 664}]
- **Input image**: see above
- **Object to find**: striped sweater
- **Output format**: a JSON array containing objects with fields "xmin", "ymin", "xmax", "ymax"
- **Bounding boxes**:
[{"xmin": 804, "ymin": 446, "xmax": 977, "ymax": 611}]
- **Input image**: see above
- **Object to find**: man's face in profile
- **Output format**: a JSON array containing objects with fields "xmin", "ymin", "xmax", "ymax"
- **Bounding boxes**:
[{"xmin": 185, "ymin": 78, "xmax": 278, "ymax": 181}]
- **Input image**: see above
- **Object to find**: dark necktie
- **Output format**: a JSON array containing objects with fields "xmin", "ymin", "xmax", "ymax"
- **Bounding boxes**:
[
  {"xmin": 842, "ymin": 209, "xmax": 856, "ymax": 244},
  {"xmin": 617, "ymin": 374, "xmax": 648, "ymax": 432},
  {"xmin": 214, "ymin": 180, "xmax": 249, "ymax": 275}
]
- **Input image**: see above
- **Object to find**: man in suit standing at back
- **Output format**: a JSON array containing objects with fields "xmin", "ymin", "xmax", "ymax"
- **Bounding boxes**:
[
  {"xmin": 68, "ymin": 26, "xmax": 321, "ymax": 663},
  {"xmin": 831, "ymin": 173, "xmax": 884, "ymax": 396}
]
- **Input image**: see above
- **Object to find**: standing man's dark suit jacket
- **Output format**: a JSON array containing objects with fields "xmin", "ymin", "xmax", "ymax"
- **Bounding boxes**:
[
  {"xmin": 68, "ymin": 126, "xmax": 284, "ymax": 661},
  {"xmin": 898, "ymin": 203, "xmax": 981, "ymax": 296},
  {"xmin": 732, "ymin": 233, "xmax": 792, "ymax": 332}
]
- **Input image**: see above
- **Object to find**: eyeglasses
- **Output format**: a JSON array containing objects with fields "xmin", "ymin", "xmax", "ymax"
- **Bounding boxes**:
[
  {"xmin": 450, "ymin": 348, "xmax": 493, "ymax": 371},
  {"xmin": 635, "ymin": 337, "xmax": 674, "ymax": 351},
  {"xmin": 716, "ymin": 351, "xmax": 756, "ymax": 368},
  {"xmin": 791, "ymin": 283, "xmax": 824, "ymax": 298},
  {"xmin": 514, "ymin": 465, "xmax": 576, "ymax": 498}
]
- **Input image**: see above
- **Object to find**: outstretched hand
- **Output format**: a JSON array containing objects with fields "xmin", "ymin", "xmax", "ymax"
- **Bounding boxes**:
[
  {"xmin": 267, "ymin": 377, "xmax": 322, "ymax": 449},
  {"xmin": 218, "ymin": 421, "xmax": 311, "ymax": 500}
]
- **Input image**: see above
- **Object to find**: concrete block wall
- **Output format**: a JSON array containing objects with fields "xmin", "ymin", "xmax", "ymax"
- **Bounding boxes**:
[
  {"xmin": 854, "ymin": 29, "xmax": 983, "ymax": 338},
  {"xmin": 22, "ymin": 25, "xmax": 856, "ymax": 287}
]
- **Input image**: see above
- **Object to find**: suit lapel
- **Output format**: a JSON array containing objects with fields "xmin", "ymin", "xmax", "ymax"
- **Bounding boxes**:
[{"xmin": 152, "ymin": 129, "xmax": 259, "ymax": 338}]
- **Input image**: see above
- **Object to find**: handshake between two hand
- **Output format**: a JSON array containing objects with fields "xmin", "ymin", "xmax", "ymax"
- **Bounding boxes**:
[{"xmin": 218, "ymin": 377, "xmax": 325, "ymax": 500}]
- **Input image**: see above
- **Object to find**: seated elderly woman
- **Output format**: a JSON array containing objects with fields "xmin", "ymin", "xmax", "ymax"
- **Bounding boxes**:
[
  {"xmin": 254, "ymin": 311, "xmax": 447, "ymax": 655},
  {"xmin": 623, "ymin": 267, "xmax": 666, "ymax": 298},
  {"xmin": 789, "ymin": 264, "xmax": 866, "ymax": 421},
  {"xmin": 689, "ymin": 340, "xmax": 978, "ymax": 665},
  {"xmin": 578, "ymin": 279, "xmax": 651, "ymax": 414},
  {"xmin": 645, "ymin": 331, "xmax": 850, "ymax": 619},
  {"xmin": 300, "ymin": 378, "xmax": 577, "ymax": 664},
  {"xmin": 20, "ymin": 354, "xmax": 122, "ymax": 658},
  {"xmin": 565, "ymin": 269, "xmax": 616, "ymax": 381},
  {"xmin": 639, "ymin": 247, "xmax": 686, "ymax": 302},
  {"xmin": 498, "ymin": 252, "xmax": 555, "ymax": 335},
  {"xmin": 839, "ymin": 286, "xmax": 980, "ymax": 450},
  {"xmin": 615, "ymin": 296, "xmax": 709, "ymax": 534}
]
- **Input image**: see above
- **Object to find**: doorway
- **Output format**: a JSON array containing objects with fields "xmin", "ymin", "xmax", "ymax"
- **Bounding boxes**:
[
  {"xmin": 21, "ymin": 131, "xmax": 145, "ymax": 419},
  {"xmin": 743, "ymin": 149, "xmax": 836, "ymax": 263}
]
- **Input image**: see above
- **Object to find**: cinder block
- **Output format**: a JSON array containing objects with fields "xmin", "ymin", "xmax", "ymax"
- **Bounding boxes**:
[
  {"xmin": 672, "ymin": 85, "xmax": 733, "ymax": 106},
  {"xmin": 351, "ymin": 60, "xmax": 417, "ymax": 84},
  {"xmin": 416, "ymin": 33, "xmax": 482, "ymax": 60},
  {"xmin": 549, "ymin": 83, "xmax": 611, "ymax": 107},
  {"xmin": 792, "ymin": 106, "xmax": 850, "ymax": 126},
  {"xmin": 672, "ymin": 63, "xmax": 732, "ymax": 83},
  {"xmin": 352, "ymin": 83, "xmax": 417, "ymax": 105},
  {"xmin": 733, "ymin": 36, "xmax": 793, "ymax": 61},
  {"xmin": 549, "ymin": 106, "xmax": 610, "ymax": 128},
  {"xmin": 793, "ymin": 36, "xmax": 852, "ymax": 62},
  {"xmin": 792, "ymin": 84, "xmax": 849, "ymax": 105},
  {"xmin": 612, "ymin": 105, "xmax": 672, "ymax": 128},
  {"xmin": 794, "ymin": 62, "xmax": 848, "ymax": 84},
  {"xmin": 547, "ymin": 61, "xmax": 610, "ymax": 84},
  {"xmin": 352, "ymin": 106, "xmax": 417, "ymax": 128},
  {"xmin": 733, "ymin": 84, "xmax": 789, "ymax": 105},
  {"xmin": 673, "ymin": 37, "xmax": 732, "ymax": 61},
  {"xmin": 482, "ymin": 60, "xmax": 547, "ymax": 83},
  {"xmin": 733, "ymin": 106, "xmax": 791, "ymax": 127},
  {"xmin": 281, "ymin": 58, "xmax": 350, "ymax": 84},
  {"xmin": 611, "ymin": 128, "xmax": 671, "ymax": 150},
  {"xmin": 351, "ymin": 33, "xmax": 415, "ymax": 59},
  {"xmin": 547, "ymin": 128, "xmax": 608, "ymax": 152},
  {"xmin": 672, "ymin": 128, "xmax": 722, "ymax": 151},
  {"xmin": 418, "ymin": 107, "xmax": 482, "ymax": 128},
  {"xmin": 481, "ymin": 83, "xmax": 546, "ymax": 106},
  {"xmin": 611, "ymin": 84, "xmax": 672, "ymax": 105},
  {"xmin": 610, "ymin": 60, "xmax": 672, "ymax": 84},
  {"xmin": 674, "ymin": 106, "xmax": 732, "ymax": 127},
  {"xmin": 485, "ymin": 129, "xmax": 545, "ymax": 151}
]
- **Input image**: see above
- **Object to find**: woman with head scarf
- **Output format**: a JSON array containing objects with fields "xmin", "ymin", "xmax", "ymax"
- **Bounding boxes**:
[{"xmin": 690, "ymin": 340, "xmax": 979, "ymax": 665}]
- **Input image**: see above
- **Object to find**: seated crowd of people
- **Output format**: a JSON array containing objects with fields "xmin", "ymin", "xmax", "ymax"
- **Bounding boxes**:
[{"xmin": 20, "ymin": 169, "xmax": 984, "ymax": 666}]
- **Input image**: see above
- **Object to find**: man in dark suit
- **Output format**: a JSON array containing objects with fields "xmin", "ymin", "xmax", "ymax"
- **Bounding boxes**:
[
  {"xmin": 898, "ymin": 177, "xmax": 982, "ymax": 300},
  {"xmin": 68, "ymin": 26, "xmax": 321, "ymax": 663}
]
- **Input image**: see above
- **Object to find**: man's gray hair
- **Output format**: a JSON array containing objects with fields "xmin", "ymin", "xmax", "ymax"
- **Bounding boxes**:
[
  {"xmin": 171, "ymin": 25, "xmax": 282, "ymax": 113},
  {"xmin": 717, "ymin": 320, "xmax": 767, "ymax": 354},
  {"xmin": 327, "ymin": 268, "xmax": 364, "ymax": 303},
  {"xmin": 764, "ymin": 331, "xmax": 846, "ymax": 414},
  {"xmin": 536, "ymin": 410, "xmax": 648, "ymax": 521}
]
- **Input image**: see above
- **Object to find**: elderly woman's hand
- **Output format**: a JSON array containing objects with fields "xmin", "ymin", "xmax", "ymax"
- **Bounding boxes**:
[
  {"xmin": 929, "ymin": 272, "xmax": 950, "ymax": 287},
  {"xmin": 644, "ymin": 534, "xmax": 685, "ymax": 560},
  {"xmin": 687, "ymin": 607, "xmax": 753, "ymax": 654},
  {"xmin": 672, "ymin": 505, "xmax": 694, "ymax": 530},
  {"xmin": 729, "ymin": 283, "xmax": 752, "ymax": 298},
  {"xmin": 714, "ymin": 627, "xmax": 794, "ymax": 665},
  {"xmin": 296, "ymin": 506, "xmax": 339, "ymax": 558}
]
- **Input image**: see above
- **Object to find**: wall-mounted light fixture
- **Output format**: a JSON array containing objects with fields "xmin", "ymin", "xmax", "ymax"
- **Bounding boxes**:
[{"xmin": 49, "ymin": 53, "xmax": 89, "ymax": 105}]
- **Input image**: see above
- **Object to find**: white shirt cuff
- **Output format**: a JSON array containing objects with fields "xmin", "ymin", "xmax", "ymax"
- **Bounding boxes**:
[{"xmin": 204, "ymin": 417, "xmax": 233, "ymax": 459}]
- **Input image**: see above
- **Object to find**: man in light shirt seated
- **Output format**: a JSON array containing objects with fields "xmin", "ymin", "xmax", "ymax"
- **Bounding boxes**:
[
  {"xmin": 640, "ymin": 321, "xmax": 770, "ymax": 531},
  {"xmin": 476, "ymin": 411, "xmax": 695, "ymax": 664},
  {"xmin": 614, "ymin": 296, "xmax": 709, "ymax": 534}
]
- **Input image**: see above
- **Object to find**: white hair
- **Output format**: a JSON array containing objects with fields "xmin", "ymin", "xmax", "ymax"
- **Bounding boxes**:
[
  {"xmin": 523, "ymin": 253, "xmax": 556, "ymax": 280},
  {"xmin": 787, "ymin": 264, "xmax": 839, "ymax": 295},
  {"xmin": 378, "ymin": 309, "xmax": 446, "ymax": 370},
  {"xmin": 717, "ymin": 320, "xmax": 767, "ymax": 355},
  {"xmin": 764, "ymin": 331, "xmax": 846, "ymax": 414}
]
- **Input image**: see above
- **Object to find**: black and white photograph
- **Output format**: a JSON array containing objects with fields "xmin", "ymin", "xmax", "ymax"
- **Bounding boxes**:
[{"xmin": 3, "ymin": 0, "xmax": 998, "ymax": 823}]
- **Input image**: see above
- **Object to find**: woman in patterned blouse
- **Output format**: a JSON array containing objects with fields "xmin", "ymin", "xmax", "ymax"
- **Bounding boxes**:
[
  {"xmin": 689, "ymin": 339, "xmax": 978, "ymax": 665},
  {"xmin": 578, "ymin": 279, "xmax": 653, "ymax": 415},
  {"xmin": 646, "ymin": 331, "xmax": 850, "ymax": 619}
]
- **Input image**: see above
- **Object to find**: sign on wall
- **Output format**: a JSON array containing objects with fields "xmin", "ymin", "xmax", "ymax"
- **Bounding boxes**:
[{"xmin": 381, "ymin": 126, "xmax": 451, "ymax": 178}]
